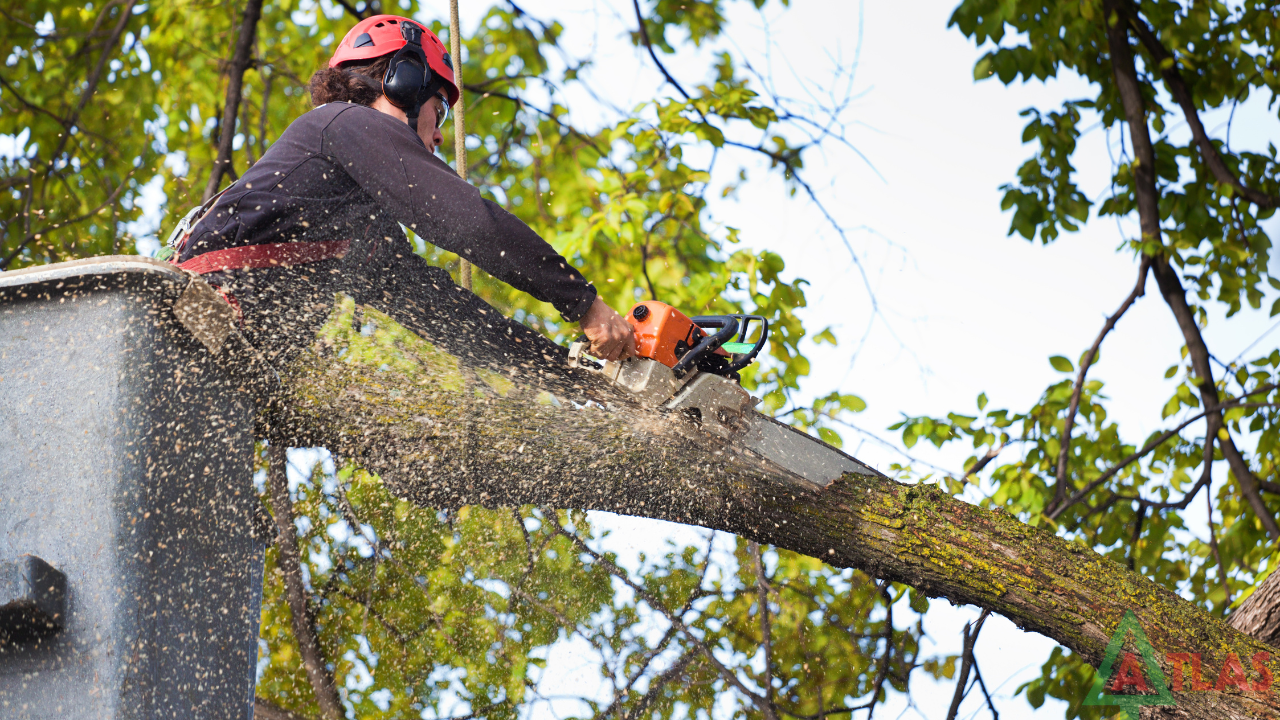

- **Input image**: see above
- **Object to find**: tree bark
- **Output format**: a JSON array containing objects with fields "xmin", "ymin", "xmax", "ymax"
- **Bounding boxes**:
[
  {"xmin": 1231, "ymin": 572, "xmax": 1280, "ymax": 648},
  {"xmin": 202, "ymin": 0, "xmax": 264, "ymax": 203},
  {"xmin": 261, "ymin": 295, "xmax": 1280, "ymax": 720}
]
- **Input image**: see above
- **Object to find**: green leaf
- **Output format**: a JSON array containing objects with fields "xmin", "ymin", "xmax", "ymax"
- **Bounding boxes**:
[
  {"xmin": 1049, "ymin": 355, "xmax": 1075, "ymax": 373},
  {"xmin": 817, "ymin": 427, "xmax": 842, "ymax": 448}
]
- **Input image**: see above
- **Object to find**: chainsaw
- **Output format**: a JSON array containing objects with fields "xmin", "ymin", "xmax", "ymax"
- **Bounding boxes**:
[{"xmin": 569, "ymin": 301, "xmax": 874, "ymax": 486}]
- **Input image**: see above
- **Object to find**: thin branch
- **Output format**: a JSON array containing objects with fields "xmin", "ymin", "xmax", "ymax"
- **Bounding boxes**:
[
  {"xmin": 254, "ymin": 697, "xmax": 315, "ymax": 720},
  {"xmin": 865, "ymin": 582, "xmax": 894, "ymax": 720},
  {"xmin": 547, "ymin": 516, "xmax": 779, "ymax": 720},
  {"xmin": 1, "ymin": 164, "xmax": 137, "ymax": 269},
  {"xmin": 630, "ymin": 0, "xmax": 691, "ymax": 100},
  {"xmin": 1205, "ymin": 462, "xmax": 1232, "ymax": 612},
  {"xmin": 44, "ymin": 0, "xmax": 139, "ymax": 169},
  {"xmin": 945, "ymin": 609, "xmax": 990, "ymax": 720},
  {"xmin": 203, "ymin": 0, "xmax": 265, "ymax": 202},
  {"xmin": 970, "ymin": 661, "xmax": 999, "ymax": 720},
  {"xmin": 750, "ymin": 542, "xmax": 777, "ymax": 714},
  {"xmin": 331, "ymin": 0, "xmax": 370, "ymax": 19},
  {"xmin": 961, "ymin": 442, "xmax": 1005, "ymax": 483},
  {"xmin": 268, "ymin": 445, "xmax": 345, "ymax": 720},
  {"xmin": 619, "ymin": 649, "xmax": 698, "ymax": 720},
  {"xmin": 1050, "ymin": 257, "xmax": 1150, "ymax": 513},
  {"xmin": 1048, "ymin": 391, "xmax": 1278, "ymax": 520},
  {"xmin": 257, "ymin": 71, "xmax": 274, "ymax": 159},
  {"xmin": 1128, "ymin": 503, "xmax": 1148, "ymax": 571}
]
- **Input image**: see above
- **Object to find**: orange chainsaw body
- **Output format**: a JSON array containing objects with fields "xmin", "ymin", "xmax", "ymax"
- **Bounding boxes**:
[{"xmin": 627, "ymin": 301, "xmax": 726, "ymax": 368}]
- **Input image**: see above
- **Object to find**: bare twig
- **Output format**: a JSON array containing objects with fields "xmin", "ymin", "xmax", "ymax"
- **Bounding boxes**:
[
  {"xmin": 1050, "ymin": 257, "xmax": 1150, "ymax": 513},
  {"xmin": 619, "ymin": 649, "xmax": 698, "ymax": 720},
  {"xmin": 970, "ymin": 661, "xmax": 999, "ymax": 719},
  {"xmin": 268, "ymin": 445, "xmax": 345, "ymax": 720},
  {"xmin": 630, "ymin": 0, "xmax": 691, "ymax": 100},
  {"xmin": 961, "ymin": 442, "xmax": 1005, "ymax": 483}
]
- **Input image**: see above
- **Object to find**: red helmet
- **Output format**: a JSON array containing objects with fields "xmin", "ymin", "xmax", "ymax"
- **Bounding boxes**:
[{"xmin": 329, "ymin": 15, "xmax": 459, "ymax": 107}]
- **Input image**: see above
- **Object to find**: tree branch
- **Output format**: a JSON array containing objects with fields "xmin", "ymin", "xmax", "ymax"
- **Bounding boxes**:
[
  {"xmin": 1120, "ymin": 3, "xmax": 1279, "ymax": 209},
  {"xmin": 1206, "ymin": 473, "xmax": 1232, "ymax": 612},
  {"xmin": 203, "ymin": 0, "xmax": 264, "ymax": 202},
  {"xmin": 268, "ymin": 445, "xmax": 345, "ymax": 720},
  {"xmin": 630, "ymin": 0, "xmax": 691, "ymax": 100},
  {"xmin": 1, "ymin": 164, "xmax": 137, "ymax": 269},
  {"xmin": 945, "ymin": 609, "xmax": 990, "ymax": 720},
  {"xmin": 750, "ymin": 541, "xmax": 778, "ymax": 715},
  {"xmin": 548, "ymin": 518, "xmax": 779, "ymax": 720},
  {"xmin": 269, "ymin": 286, "xmax": 1280, "ymax": 719},
  {"xmin": 1101, "ymin": 0, "xmax": 1279, "ymax": 541},
  {"xmin": 44, "ymin": 0, "xmax": 139, "ymax": 170},
  {"xmin": 1050, "ymin": 257, "xmax": 1149, "ymax": 513},
  {"xmin": 619, "ymin": 649, "xmax": 698, "ymax": 720}
]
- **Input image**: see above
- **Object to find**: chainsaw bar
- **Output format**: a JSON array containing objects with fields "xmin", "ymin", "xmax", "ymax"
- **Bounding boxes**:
[
  {"xmin": 568, "ymin": 345, "xmax": 877, "ymax": 487},
  {"xmin": 738, "ymin": 413, "xmax": 877, "ymax": 486}
]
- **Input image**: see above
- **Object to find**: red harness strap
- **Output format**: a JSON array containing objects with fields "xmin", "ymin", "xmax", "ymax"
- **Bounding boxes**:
[{"xmin": 175, "ymin": 240, "xmax": 351, "ymax": 275}]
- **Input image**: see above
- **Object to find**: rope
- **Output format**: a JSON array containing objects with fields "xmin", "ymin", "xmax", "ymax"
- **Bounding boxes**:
[{"xmin": 448, "ymin": 0, "xmax": 472, "ymax": 290}]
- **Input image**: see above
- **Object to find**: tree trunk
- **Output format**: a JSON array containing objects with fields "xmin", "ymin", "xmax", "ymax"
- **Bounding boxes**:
[
  {"xmin": 1232, "ymin": 572, "xmax": 1280, "ymax": 647},
  {"xmin": 261, "ymin": 295, "xmax": 1280, "ymax": 720}
]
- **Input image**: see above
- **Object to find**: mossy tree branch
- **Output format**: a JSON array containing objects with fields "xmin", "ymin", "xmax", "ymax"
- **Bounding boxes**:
[{"xmin": 262, "ymin": 295, "xmax": 1280, "ymax": 720}]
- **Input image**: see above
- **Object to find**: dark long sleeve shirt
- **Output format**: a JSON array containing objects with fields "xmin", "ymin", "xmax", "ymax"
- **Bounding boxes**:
[{"xmin": 180, "ymin": 101, "xmax": 597, "ymax": 321}]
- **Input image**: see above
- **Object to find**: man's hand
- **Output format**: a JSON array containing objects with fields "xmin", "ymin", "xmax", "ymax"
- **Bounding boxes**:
[{"xmin": 580, "ymin": 296, "xmax": 637, "ymax": 361}]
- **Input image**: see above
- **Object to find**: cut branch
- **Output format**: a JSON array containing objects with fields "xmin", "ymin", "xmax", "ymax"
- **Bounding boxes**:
[
  {"xmin": 203, "ymin": 0, "xmax": 265, "ymax": 203},
  {"xmin": 263, "ymin": 285, "xmax": 1280, "ymax": 720}
]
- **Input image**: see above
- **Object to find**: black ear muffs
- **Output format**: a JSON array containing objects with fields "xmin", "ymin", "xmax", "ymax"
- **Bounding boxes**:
[{"xmin": 382, "ymin": 22, "xmax": 433, "ymax": 123}]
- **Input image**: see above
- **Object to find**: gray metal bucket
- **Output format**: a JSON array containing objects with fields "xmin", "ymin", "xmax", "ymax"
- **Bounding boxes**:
[{"xmin": 0, "ymin": 258, "xmax": 266, "ymax": 719}]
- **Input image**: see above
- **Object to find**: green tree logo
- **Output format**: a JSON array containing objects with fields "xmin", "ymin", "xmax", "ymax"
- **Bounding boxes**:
[{"xmin": 1083, "ymin": 610, "xmax": 1176, "ymax": 719}]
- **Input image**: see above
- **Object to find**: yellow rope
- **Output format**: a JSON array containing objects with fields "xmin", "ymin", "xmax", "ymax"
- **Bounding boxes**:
[{"xmin": 448, "ymin": 0, "xmax": 471, "ymax": 290}]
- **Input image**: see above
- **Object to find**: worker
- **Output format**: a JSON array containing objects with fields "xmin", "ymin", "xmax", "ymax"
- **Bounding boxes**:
[{"xmin": 169, "ymin": 14, "xmax": 636, "ymax": 369}]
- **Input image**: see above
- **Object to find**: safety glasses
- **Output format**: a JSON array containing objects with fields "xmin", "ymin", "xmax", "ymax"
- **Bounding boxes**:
[{"xmin": 425, "ymin": 92, "xmax": 450, "ymax": 130}]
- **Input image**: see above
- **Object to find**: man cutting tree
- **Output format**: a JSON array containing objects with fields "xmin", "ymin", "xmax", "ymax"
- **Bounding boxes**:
[{"xmin": 167, "ymin": 14, "xmax": 637, "ymax": 364}]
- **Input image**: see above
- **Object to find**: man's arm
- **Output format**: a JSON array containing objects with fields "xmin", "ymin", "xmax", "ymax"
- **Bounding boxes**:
[{"xmin": 321, "ymin": 105, "xmax": 597, "ymax": 321}]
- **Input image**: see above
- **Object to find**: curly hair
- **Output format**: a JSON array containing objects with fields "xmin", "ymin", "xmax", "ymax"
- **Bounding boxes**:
[{"xmin": 309, "ymin": 56, "xmax": 391, "ymax": 107}]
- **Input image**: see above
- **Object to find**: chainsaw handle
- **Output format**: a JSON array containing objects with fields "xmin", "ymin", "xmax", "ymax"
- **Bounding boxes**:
[
  {"xmin": 671, "ymin": 317, "xmax": 739, "ymax": 379},
  {"xmin": 693, "ymin": 315, "xmax": 769, "ymax": 373}
]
